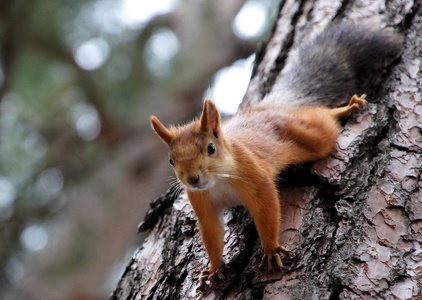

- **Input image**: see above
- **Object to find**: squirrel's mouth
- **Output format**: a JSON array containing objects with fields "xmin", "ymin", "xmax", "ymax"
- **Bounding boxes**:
[
  {"xmin": 189, "ymin": 183, "xmax": 208, "ymax": 191},
  {"xmin": 187, "ymin": 178, "xmax": 215, "ymax": 191}
]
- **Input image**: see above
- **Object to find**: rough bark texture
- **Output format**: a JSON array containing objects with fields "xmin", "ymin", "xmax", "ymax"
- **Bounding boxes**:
[{"xmin": 112, "ymin": 0, "xmax": 422, "ymax": 299}]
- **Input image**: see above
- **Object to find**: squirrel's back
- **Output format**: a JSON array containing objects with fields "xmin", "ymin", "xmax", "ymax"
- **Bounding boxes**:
[{"xmin": 264, "ymin": 22, "xmax": 402, "ymax": 108}]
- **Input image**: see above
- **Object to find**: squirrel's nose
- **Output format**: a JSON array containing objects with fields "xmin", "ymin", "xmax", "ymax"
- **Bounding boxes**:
[{"xmin": 188, "ymin": 175, "xmax": 200, "ymax": 186}]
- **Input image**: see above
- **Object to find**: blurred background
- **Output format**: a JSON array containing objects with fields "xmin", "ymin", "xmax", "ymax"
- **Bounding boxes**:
[{"xmin": 0, "ymin": 0, "xmax": 279, "ymax": 299}]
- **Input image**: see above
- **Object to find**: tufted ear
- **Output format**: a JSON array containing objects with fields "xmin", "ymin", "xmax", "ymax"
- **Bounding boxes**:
[
  {"xmin": 151, "ymin": 116, "xmax": 174, "ymax": 145},
  {"xmin": 200, "ymin": 100, "xmax": 221, "ymax": 138}
]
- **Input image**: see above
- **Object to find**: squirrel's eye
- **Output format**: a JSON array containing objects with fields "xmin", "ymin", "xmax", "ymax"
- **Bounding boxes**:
[
  {"xmin": 169, "ymin": 158, "xmax": 175, "ymax": 167},
  {"xmin": 207, "ymin": 143, "xmax": 216, "ymax": 155}
]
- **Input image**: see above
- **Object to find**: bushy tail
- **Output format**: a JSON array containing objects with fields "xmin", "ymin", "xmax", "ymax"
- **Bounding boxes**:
[{"xmin": 267, "ymin": 22, "xmax": 402, "ymax": 107}]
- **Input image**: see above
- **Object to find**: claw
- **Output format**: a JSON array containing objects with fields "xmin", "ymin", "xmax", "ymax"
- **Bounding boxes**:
[
  {"xmin": 260, "ymin": 245, "xmax": 290, "ymax": 272},
  {"xmin": 274, "ymin": 253, "xmax": 282, "ymax": 267},
  {"xmin": 349, "ymin": 94, "xmax": 367, "ymax": 111},
  {"xmin": 197, "ymin": 280, "xmax": 207, "ymax": 293},
  {"xmin": 196, "ymin": 265, "xmax": 225, "ymax": 293},
  {"xmin": 277, "ymin": 245, "xmax": 290, "ymax": 255},
  {"xmin": 209, "ymin": 272, "xmax": 218, "ymax": 288},
  {"xmin": 268, "ymin": 256, "xmax": 275, "ymax": 273}
]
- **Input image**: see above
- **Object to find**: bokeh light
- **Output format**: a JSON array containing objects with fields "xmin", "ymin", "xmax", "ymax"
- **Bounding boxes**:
[
  {"xmin": 233, "ymin": 1, "xmax": 267, "ymax": 40},
  {"xmin": 143, "ymin": 28, "xmax": 180, "ymax": 77},
  {"xmin": 36, "ymin": 168, "xmax": 64, "ymax": 201},
  {"xmin": 119, "ymin": 0, "xmax": 179, "ymax": 29},
  {"xmin": 206, "ymin": 55, "xmax": 255, "ymax": 115},
  {"xmin": 70, "ymin": 103, "xmax": 102, "ymax": 141},
  {"xmin": 0, "ymin": 177, "xmax": 15, "ymax": 210},
  {"xmin": 74, "ymin": 38, "xmax": 110, "ymax": 71},
  {"xmin": 20, "ymin": 224, "xmax": 49, "ymax": 252}
]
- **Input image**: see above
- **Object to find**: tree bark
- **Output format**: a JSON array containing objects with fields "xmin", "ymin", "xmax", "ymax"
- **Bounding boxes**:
[{"xmin": 112, "ymin": 0, "xmax": 422, "ymax": 299}]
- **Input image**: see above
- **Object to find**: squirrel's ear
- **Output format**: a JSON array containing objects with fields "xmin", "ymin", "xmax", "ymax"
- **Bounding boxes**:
[
  {"xmin": 200, "ymin": 100, "xmax": 221, "ymax": 136},
  {"xmin": 151, "ymin": 116, "xmax": 173, "ymax": 145}
]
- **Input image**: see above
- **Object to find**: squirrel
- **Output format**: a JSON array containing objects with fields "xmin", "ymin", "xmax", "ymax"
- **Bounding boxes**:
[{"xmin": 150, "ymin": 22, "xmax": 401, "ymax": 292}]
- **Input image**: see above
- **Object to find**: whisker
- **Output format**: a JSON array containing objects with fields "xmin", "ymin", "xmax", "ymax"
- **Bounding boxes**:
[
  {"xmin": 168, "ymin": 176, "xmax": 181, "ymax": 188},
  {"xmin": 210, "ymin": 172, "xmax": 254, "ymax": 188},
  {"xmin": 167, "ymin": 175, "xmax": 182, "ymax": 188},
  {"xmin": 167, "ymin": 175, "xmax": 178, "ymax": 183},
  {"xmin": 169, "ymin": 181, "xmax": 185, "ymax": 197}
]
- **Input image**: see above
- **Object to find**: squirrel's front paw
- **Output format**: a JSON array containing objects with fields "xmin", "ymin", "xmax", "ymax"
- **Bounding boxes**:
[
  {"xmin": 259, "ymin": 245, "xmax": 290, "ymax": 272},
  {"xmin": 196, "ymin": 264, "xmax": 225, "ymax": 292}
]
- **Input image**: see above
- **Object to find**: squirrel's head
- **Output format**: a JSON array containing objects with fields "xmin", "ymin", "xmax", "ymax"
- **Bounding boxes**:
[{"xmin": 151, "ymin": 100, "xmax": 232, "ymax": 191}]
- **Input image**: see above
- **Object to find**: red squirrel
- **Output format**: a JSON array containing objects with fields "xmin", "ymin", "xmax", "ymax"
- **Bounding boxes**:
[{"xmin": 150, "ymin": 22, "xmax": 401, "ymax": 292}]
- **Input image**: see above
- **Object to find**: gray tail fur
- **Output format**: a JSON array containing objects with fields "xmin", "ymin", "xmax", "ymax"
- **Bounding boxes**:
[{"xmin": 267, "ymin": 22, "xmax": 402, "ymax": 107}]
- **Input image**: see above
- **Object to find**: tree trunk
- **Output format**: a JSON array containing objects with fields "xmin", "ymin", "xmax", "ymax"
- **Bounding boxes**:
[{"xmin": 112, "ymin": 0, "xmax": 422, "ymax": 299}]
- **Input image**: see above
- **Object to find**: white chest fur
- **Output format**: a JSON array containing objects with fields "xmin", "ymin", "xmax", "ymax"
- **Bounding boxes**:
[{"xmin": 209, "ymin": 180, "xmax": 244, "ymax": 214}]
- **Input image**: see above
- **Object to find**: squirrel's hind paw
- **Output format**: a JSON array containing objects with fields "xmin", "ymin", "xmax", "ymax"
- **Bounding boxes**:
[
  {"xmin": 349, "ymin": 94, "xmax": 367, "ymax": 112},
  {"xmin": 330, "ymin": 94, "xmax": 368, "ymax": 119}
]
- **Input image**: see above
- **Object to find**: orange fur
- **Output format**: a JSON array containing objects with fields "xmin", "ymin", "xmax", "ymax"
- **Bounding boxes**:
[
  {"xmin": 187, "ymin": 189, "xmax": 224, "ymax": 272},
  {"xmin": 151, "ymin": 95, "xmax": 367, "ymax": 290}
]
